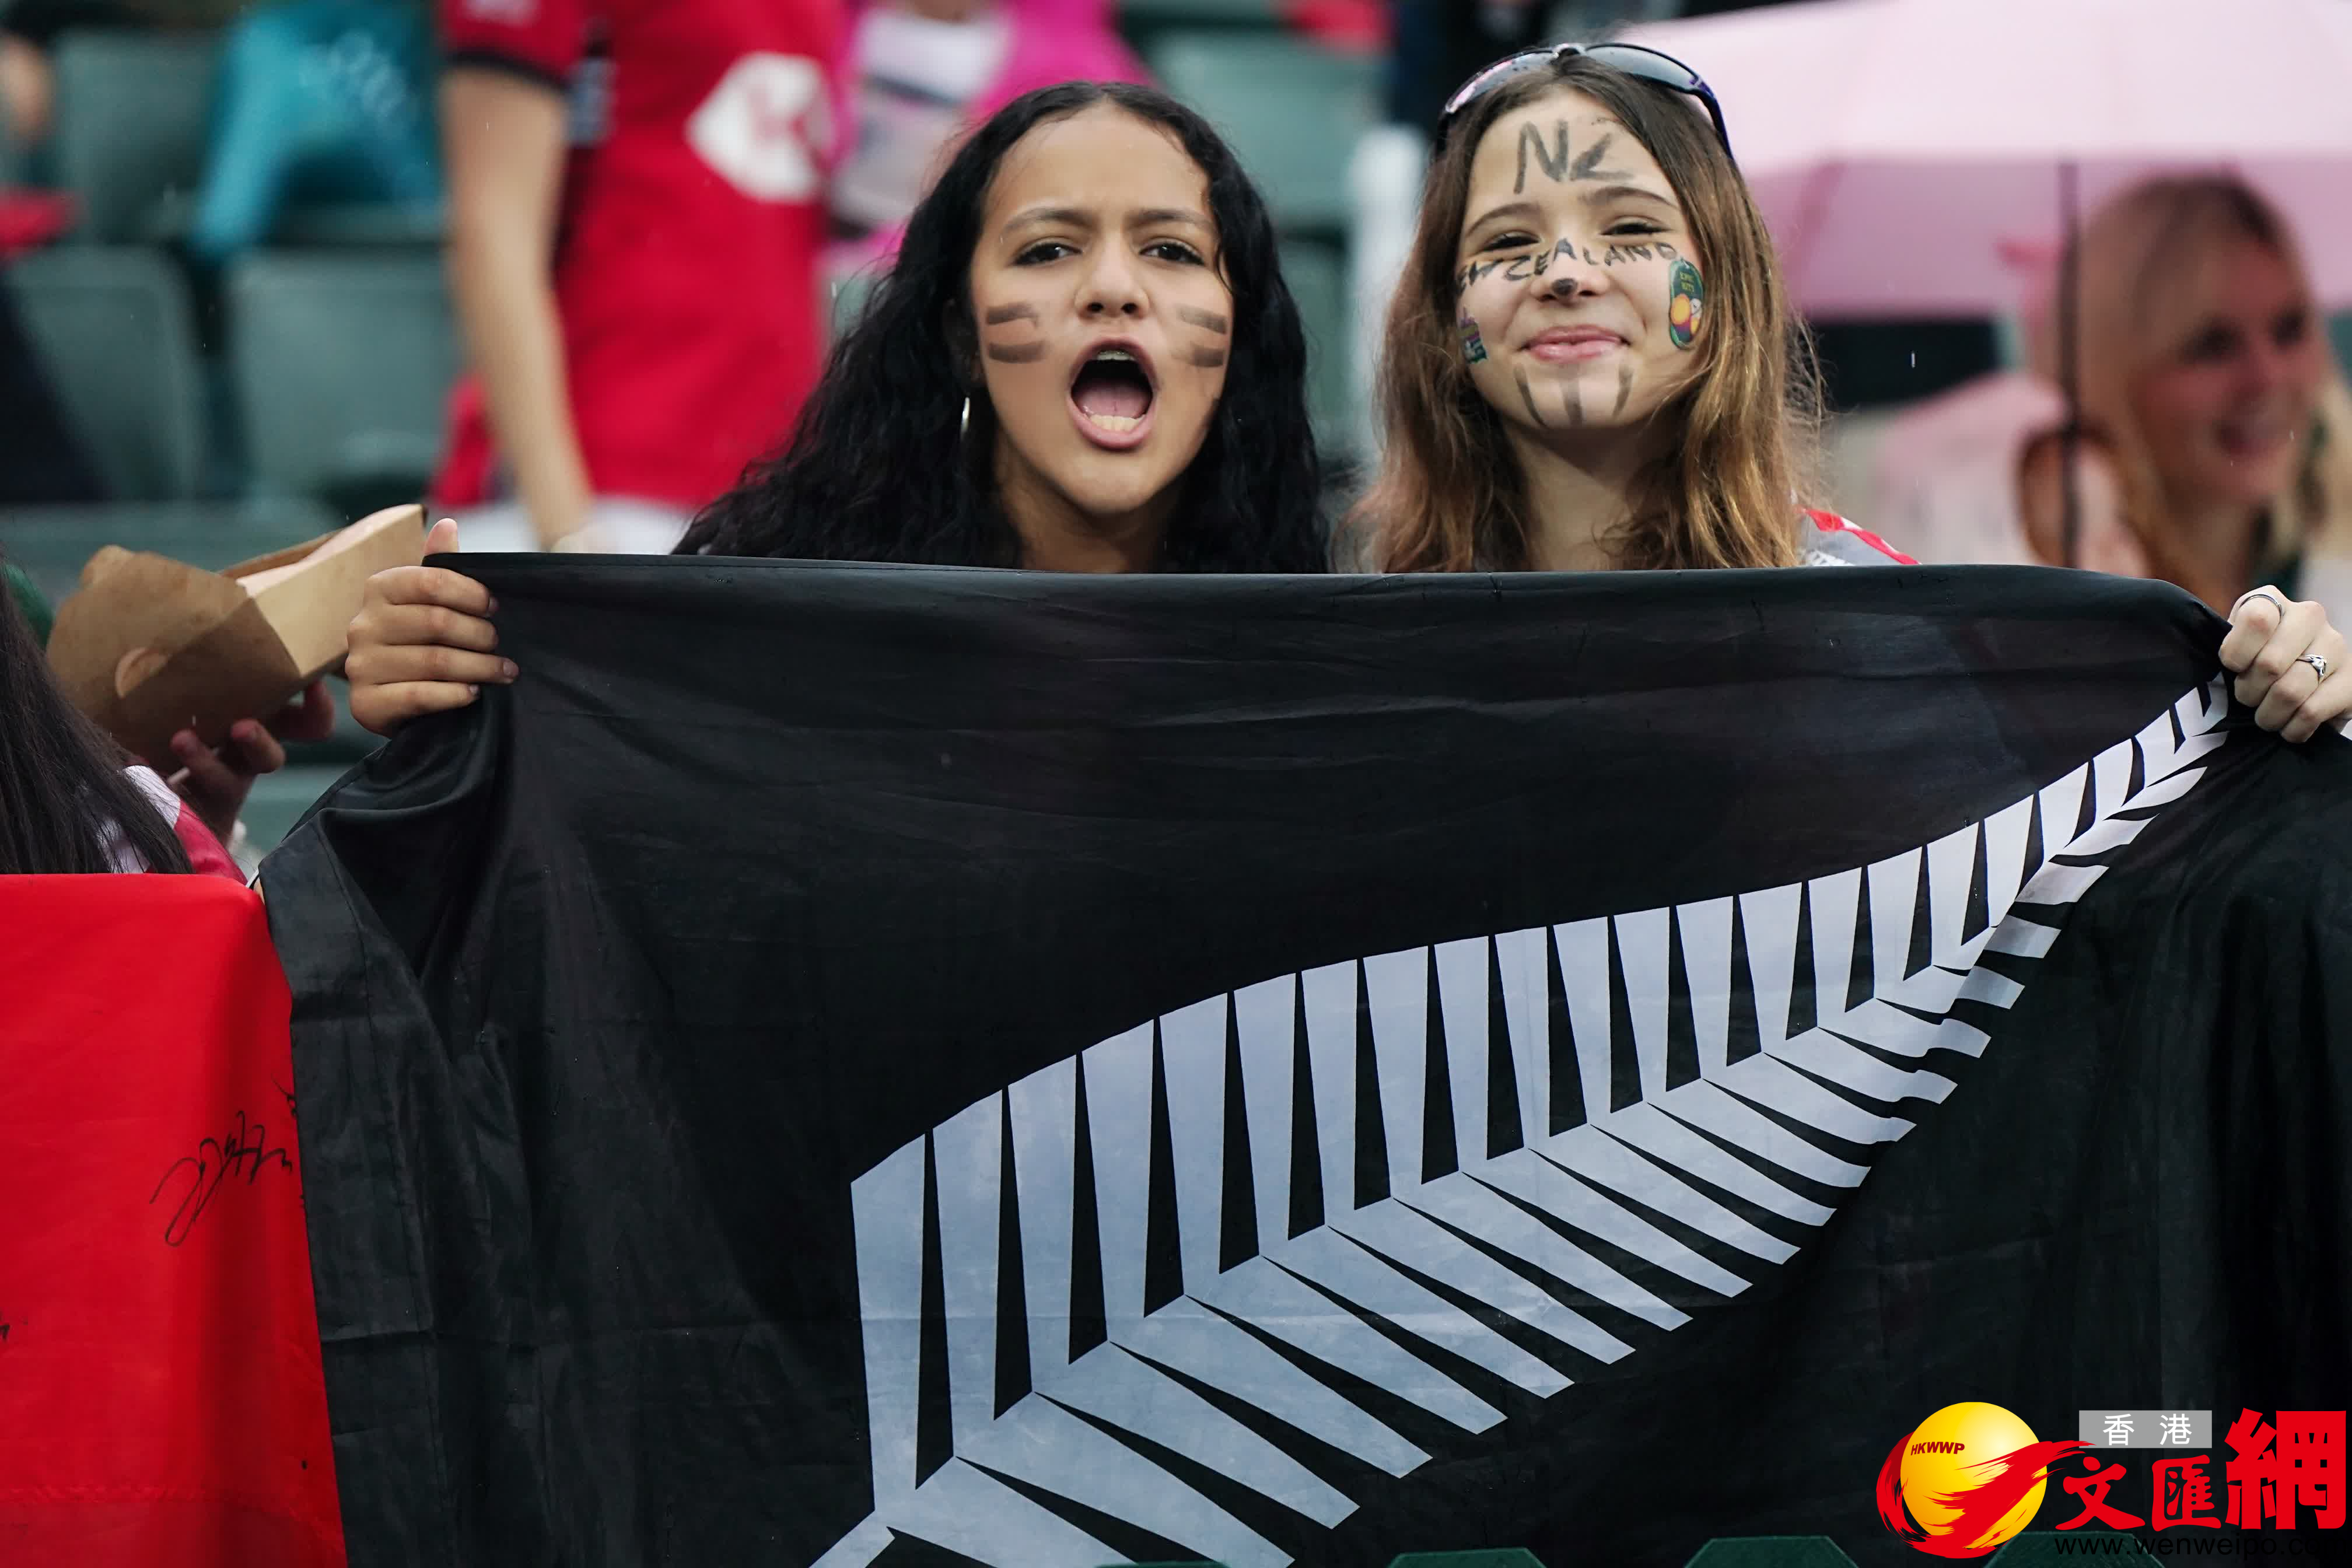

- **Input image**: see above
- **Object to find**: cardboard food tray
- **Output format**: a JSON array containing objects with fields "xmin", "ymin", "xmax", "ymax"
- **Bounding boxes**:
[{"xmin": 47, "ymin": 503, "xmax": 425, "ymax": 768}]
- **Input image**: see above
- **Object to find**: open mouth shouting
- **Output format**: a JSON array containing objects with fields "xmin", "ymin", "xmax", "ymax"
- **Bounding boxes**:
[{"xmin": 1069, "ymin": 340, "xmax": 1157, "ymax": 450}]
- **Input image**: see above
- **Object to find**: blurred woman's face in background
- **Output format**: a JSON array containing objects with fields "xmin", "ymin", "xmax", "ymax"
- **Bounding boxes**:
[{"xmin": 2132, "ymin": 236, "xmax": 2325, "ymax": 513}]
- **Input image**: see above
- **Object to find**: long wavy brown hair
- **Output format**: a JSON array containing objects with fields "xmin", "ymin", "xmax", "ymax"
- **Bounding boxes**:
[{"xmin": 1353, "ymin": 55, "xmax": 1822, "ymax": 573}]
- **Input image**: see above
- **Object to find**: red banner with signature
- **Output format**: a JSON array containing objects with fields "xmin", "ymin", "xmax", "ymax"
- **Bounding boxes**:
[{"xmin": 0, "ymin": 876, "xmax": 344, "ymax": 1566}]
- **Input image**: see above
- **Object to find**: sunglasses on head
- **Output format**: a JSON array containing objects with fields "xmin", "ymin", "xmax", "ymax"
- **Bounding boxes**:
[{"xmin": 1435, "ymin": 42, "xmax": 1732, "ymax": 162}]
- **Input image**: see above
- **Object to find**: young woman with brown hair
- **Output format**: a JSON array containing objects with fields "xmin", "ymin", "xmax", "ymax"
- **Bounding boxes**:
[{"xmin": 1355, "ymin": 46, "xmax": 2351, "ymax": 741}]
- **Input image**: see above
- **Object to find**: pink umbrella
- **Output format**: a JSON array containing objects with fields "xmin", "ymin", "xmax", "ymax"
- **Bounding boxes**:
[{"xmin": 1620, "ymin": 0, "xmax": 2352, "ymax": 317}]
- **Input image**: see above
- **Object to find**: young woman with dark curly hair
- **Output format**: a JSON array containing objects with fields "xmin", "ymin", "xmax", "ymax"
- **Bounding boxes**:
[{"xmin": 342, "ymin": 80, "xmax": 1328, "ymax": 732}]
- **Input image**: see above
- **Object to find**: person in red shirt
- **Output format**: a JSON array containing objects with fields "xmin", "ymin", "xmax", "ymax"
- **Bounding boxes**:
[{"xmin": 433, "ymin": 0, "xmax": 842, "ymax": 553}]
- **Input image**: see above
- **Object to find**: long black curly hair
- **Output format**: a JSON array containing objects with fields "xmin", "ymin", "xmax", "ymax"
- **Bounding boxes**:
[{"xmin": 677, "ymin": 81, "xmax": 1328, "ymax": 571}]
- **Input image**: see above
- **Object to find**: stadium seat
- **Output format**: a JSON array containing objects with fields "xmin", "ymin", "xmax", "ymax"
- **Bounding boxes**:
[
  {"xmin": 1116, "ymin": 0, "xmax": 1278, "ymax": 55},
  {"xmin": 1146, "ymin": 32, "xmax": 1380, "ymax": 234},
  {"xmin": 142, "ymin": 187, "xmax": 449, "ymax": 249},
  {"xmin": 270, "ymin": 203, "xmax": 446, "ymax": 248},
  {"xmin": 228, "ymin": 250, "xmax": 459, "ymax": 501},
  {"xmin": 6, "ymin": 246, "xmax": 205, "ymax": 501},
  {"xmin": 50, "ymin": 30, "xmax": 218, "ymax": 244},
  {"xmin": 0, "ymin": 497, "xmax": 339, "ymax": 605},
  {"xmin": 1278, "ymin": 239, "xmax": 1354, "ymax": 457}
]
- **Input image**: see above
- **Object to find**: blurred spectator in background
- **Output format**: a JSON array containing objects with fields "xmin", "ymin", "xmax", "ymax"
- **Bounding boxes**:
[
  {"xmin": 2014, "ymin": 176, "xmax": 2352, "ymax": 622},
  {"xmin": 430, "ymin": 0, "xmax": 841, "ymax": 554},
  {"xmin": 1852, "ymin": 365, "xmax": 2062, "ymax": 569},
  {"xmin": 828, "ymin": 0, "xmax": 1144, "ymax": 277},
  {"xmin": 187, "ymin": 0, "xmax": 440, "ymax": 265},
  {"xmin": 0, "ymin": 0, "xmax": 242, "ymax": 153},
  {"xmin": 1283, "ymin": 0, "xmax": 1384, "ymax": 51}
]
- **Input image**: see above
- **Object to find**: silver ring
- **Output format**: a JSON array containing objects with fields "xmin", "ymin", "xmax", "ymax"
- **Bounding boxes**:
[
  {"xmin": 2238, "ymin": 587, "xmax": 2291, "ymax": 618},
  {"xmin": 2298, "ymin": 653, "xmax": 2331, "ymax": 681}
]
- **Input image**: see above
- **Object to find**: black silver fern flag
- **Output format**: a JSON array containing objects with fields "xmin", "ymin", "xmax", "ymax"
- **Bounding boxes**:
[{"xmin": 265, "ymin": 561, "xmax": 2352, "ymax": 1568}]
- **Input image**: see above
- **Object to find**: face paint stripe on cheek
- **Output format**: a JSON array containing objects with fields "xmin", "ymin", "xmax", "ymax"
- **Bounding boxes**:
[
  {"xmin": 1514, "ymin": 368, "xmax": 1547, "ymax": 428},
  {"xmin": 1185, "ymin": 347, "xmax": 1227, "ymax": 368},
  {"xmin": 986, "ymin": 342, "xmax": 1049, "ymax": 363},
  {"xmin": 982, "ymin": 304, "xmax": 1039, "ymax": 326},
  {"xmin": 1614, "ymin": 363, "xmax": 1633, "ymax": 416},
  {"xmin": 1175, "ymin": 306, "xmax": 1228, "ymax": 334}
]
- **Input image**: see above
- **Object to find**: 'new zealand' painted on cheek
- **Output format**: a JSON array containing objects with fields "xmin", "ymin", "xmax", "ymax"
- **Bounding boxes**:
[{"xmin": 1667, "ymin": 257, "xmax": 1704, "ymax": 351}]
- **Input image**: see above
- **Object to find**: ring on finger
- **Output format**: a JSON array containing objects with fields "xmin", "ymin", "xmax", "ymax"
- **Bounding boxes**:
[
  {"xmin": 2236, "ymin": 586, "xmax": 2291, "ymax": 619},
  {"xmin": 2298, "ymin": 652, "xmax": 2332, "ymax": 682}
]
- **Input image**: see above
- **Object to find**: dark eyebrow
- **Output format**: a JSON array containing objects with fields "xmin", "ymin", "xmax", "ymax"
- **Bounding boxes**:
[
  {"xmin": 1464, "ymin": 199, "xmax": 1544, "ymax": 232},
  {"xmin": 1128, "ymin": 207, "xmax": 1210, "ymax": 231},
  {"xmin": 1003, "ymin": 205, "xmax": 1211, "ymax": 234},
  {"xmin": 1581, "ymin": 183, "xmax": 1676, "ymax": 208},
  {"xmin": 1004, "ymin": 205, "xmax": 1096, "ymax": 232}
]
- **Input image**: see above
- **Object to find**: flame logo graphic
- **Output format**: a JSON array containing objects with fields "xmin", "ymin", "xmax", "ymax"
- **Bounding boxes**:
[{"xmin": 1875, "ymin": 1402, "xmax": 2087, "ymax": 1557}]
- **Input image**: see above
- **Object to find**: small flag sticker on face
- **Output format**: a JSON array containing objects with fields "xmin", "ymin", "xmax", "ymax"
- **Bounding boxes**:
[
  {"xmin": 1668, "ymin": 257, "xmax": 1704, "ymax": 350},
  {"xmin": 1459, "ymin": 310, "xmax": 1488, "ymax": 364}
]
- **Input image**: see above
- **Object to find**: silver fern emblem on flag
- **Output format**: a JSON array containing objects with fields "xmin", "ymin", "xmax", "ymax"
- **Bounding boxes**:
[{"xmin": 816, "ymin": 680, "xmax": 2231, "ymax": 1568}]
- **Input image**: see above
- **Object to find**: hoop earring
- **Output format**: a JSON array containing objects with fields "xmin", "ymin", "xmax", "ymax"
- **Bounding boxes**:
[{"xmin": 959, "ymin": 396, "xmax": 971, "ymax": 438}]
